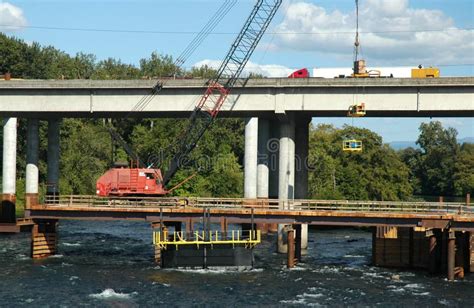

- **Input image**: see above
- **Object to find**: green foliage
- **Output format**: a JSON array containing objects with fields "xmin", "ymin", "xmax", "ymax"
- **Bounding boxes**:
[
  {"xmin": 59, "ymin": 119, "xmax": 111, "ymax": 194},
  {"xmin": 140, "ymin": 52, "xmax": 181, "ymax": 78},
  {"xmin": 416, "ymin": 121, "xmax": 460, "ymax": 195},
  {"xmin": 309, "ymin": 124, "xmax": 413, "ymax": 200},
  {"xmin": 189, "ymin": 65, "xmax": 218, "ymax": 79},
  {"xmin": 453, "ymin": 143, "xmax": 474, "ymax": 196}
]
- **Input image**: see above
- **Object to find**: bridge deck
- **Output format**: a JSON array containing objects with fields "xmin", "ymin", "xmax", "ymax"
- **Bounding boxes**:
[
  {"xmin": 27, "ymin": 196, "xmax": 474, "ymax": 230},
  {"xmin": 2, "ymin": 77, "xmax": 473, "ymax": 118}
]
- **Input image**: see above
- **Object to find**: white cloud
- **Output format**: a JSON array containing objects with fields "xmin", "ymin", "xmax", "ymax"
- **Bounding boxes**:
[
  {"xmin": 273, "ymin": 0, "xmax": 473, "ymax": 65},
  {"xmin": 193, "ymin": 59, "xmax": 294, "ymax": 77},
  {"xmin": 0, "ymin": 3, "xmax": 27, "ymax": 32}
]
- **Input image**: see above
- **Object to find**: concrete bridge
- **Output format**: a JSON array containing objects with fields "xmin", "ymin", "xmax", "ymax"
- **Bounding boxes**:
[
  {"xmin": 1, "ymin": 77, "xmax": 473, "ymax": 276},
  {"xmin": 1, "ymin": 77, "xmax": 473, "ymax": 118}
]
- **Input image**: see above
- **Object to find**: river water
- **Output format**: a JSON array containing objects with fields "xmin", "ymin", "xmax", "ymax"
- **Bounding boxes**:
[{"xmin": 0, "ymin": 220, "xmax": 473, "ymax": 307}]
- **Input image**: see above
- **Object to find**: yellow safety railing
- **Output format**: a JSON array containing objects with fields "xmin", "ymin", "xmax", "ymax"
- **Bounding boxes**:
[{"xmin": 153, "ymin": 230, "xmax": 261, "ymax": 250}]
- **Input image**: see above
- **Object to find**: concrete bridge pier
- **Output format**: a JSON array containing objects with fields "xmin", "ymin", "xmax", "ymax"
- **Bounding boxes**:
[
  {"xmin": 47, "ymin": 119, "xmax": 61, "ymax": 197},
  {"xmin": 256, "ymin": 118, "xmax": 270, "ymax": 234},
  {"xmin": 244, "ymin": 117, "xmax": 258, "ymax": 199},
  {"xmin": 267, "ymin": 119, "xmax": 279, "ymax": 233},
  {"xmin": 295, "ymin": 116, "xmax": 311, "ymax": 255},
  {"xmin": 26, "ymin": 119, "xmax": 40, "ymax": 208},
  {"xmin": 1, "ymin": 118, "xmax": 17, "ymax": 223},
  {"xmin": 278, "ymin": 115, "xmax": 295, "ymax": 253}
]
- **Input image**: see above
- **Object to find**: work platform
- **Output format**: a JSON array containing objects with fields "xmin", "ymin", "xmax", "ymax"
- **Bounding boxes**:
[
  {"xmin": 26, "ymin": 195, "xmax": 474, "ymax": 230},
  {"xmin": 0, "ymin": 218, "xmax": 34, "ymax": 233},
  {"xmin": 14, "ymin": 195, "xmax": 474, "ymax": 279},
  {"xmin": 153, "ymin": 229, "xmax": 260, "ymax": 268}
]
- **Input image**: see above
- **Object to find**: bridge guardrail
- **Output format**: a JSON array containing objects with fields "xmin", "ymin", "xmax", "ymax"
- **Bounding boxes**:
[{"xmin": 42, "ymin": 195, "xmax": 474, "ymax": 215}]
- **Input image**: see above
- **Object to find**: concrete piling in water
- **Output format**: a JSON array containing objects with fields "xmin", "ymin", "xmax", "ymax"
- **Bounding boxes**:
[
  {"xmin": 295, "ymin": 117, "xmax": 310, "ymax": 255},
  {"xmin": 278, "ymin": 115, "xmax": 295, "ymax": 253}
]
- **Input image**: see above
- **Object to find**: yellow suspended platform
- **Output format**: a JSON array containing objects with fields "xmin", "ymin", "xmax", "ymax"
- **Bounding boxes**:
[
  {"xmin": 343, "ymin": 140, "xmax": 363, "ymax": 152},
  {"xmin": 153, "ymin": 230, "xmax": 261, "ymax": 250}
]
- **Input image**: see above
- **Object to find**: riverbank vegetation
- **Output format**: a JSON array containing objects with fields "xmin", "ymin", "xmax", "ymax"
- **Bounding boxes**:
[{"xmin": 0, "ymin": 34, "xmax": 472, "ymax": 217}]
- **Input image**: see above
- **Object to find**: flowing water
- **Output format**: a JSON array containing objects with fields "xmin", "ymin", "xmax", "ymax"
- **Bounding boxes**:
[{"xmin": 0, "ymin": 221, "xmax": 473, "ymax": 307}]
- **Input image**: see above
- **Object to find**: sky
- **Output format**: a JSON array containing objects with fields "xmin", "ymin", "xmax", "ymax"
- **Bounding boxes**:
[{"xmin": 0, "ymin": 0, "xmax": 473, "ymax": 142}]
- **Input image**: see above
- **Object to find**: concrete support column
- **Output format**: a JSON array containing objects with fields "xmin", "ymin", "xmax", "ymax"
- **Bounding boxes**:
[
  {"xmin": 295, "ymin": 116, "xmax": 311, "ymax": 254},
  {"xmin": 267, "ymin": 119, "xmax": 279, "ymax": 233},
  {"xmin": 278, "ymin": 115, "xmax": 295, "ymax": 253},
  {"xmin": 2, "ymin": 118, "xmax": 17, "ymax": 199},
  {"xmin": 26, "ymin": 119, "xmax": 40, "ymax": 207},
  {"xmin": 47, "ymin": 119, "xmax": 61, "ymax": 195},
  {"xmin": 1, "ymin": 118, "xmax": 17, "ymax": 223},
  {"xmin": 256, "ymin": 119, "xmax": 270, "ymax": 234},
  {"xmin": 257, "ymin": 119, "xmax": 270, "ymax": 199},
  {"xmin": 244, "ymin": 117, "xmax": 258, "ymax": 199}
]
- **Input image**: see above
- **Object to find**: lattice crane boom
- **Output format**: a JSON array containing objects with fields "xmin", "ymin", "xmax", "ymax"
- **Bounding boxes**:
[{"xmin": 163, "ymin": 0, "xmax": 282, "ymax": 185}]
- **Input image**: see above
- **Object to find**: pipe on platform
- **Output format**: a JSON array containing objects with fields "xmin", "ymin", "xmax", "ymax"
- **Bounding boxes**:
[{"xmin": 47, "ymin": 119, "xmax": 61, "ymax": 195}]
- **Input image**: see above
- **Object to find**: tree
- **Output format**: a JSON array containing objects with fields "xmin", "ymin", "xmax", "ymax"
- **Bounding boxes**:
[
  {"xmin": 308, "ymin": 124, "xmax": 412, "ymax": 200},
  {"xmin": 416, "ymin": 121, "xmax": 459, "ymax": 195},
  {"xmin": 398, "ymin": 147, "xmax": 423, "ymax": 195},
  {"xmin": 139, "ymin": 52, "xmax": 181, "ymax": 78},
  {"xmin": 59, "ymin": 120, "xmax": 111, "ymax": 194},
  {"xmin": 453, "ymin": 143, "xmax": 474, "ymax": 196}
]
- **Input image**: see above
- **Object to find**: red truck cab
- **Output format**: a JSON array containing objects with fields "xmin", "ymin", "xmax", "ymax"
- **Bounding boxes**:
[{"xmin": 288, "ymin": 68, "xmax": 309, "ymax": 78}]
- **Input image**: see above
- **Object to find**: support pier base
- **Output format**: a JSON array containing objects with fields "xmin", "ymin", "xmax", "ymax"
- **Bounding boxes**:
[{"xmin": 31, "ymin": 220, "xmax": 58, "ymax": 259}]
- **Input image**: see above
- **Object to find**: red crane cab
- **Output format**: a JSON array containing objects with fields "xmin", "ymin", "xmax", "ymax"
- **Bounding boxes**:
[
  {"xmin": 288, "ymin": 68, "xmax": 309, "ymax": 78},
  {"xmin": 96, "ymin": 167, "xmax": 168, "ymax": 197}
]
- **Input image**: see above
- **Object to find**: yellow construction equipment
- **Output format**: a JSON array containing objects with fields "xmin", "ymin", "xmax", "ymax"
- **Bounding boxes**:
[
  {"xmin": 351, "ymin": 1, "xmax": 380, "ymax": 78},
  {"xmin": 153, "ymin": 229, "xmax": 261, "ymax": 250},
  {"xmin": 348, "ymin": 102, "xmax": 366, "ymax": 117},
  {"xmin": 343, "ymin": 140, "xmax": 363, "ymax": 152},
  {"xmin": 411, "ymin": 67, "xmax": 440, "ymax": 78}
]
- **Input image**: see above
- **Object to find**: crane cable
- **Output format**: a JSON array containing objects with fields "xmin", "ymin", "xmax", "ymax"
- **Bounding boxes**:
[
  {"xmin": 130, "ymin": 0, "xmax": 237, "ymax": 114},
  {"xmin": 353, "ymin": 0, "xmax": 360, "ymax": 62}
]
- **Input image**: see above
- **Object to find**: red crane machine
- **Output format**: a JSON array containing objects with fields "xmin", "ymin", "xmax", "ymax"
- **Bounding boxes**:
[{"xmin": 96, "ymin": 0, "xmax": 283, "ymax": 197}]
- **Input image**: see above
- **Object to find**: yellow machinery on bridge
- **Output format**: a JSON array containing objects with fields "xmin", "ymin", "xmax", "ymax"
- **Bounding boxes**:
[{"xmin": 411, "ymin": 66, "xmax": 440, "ymax": 78}]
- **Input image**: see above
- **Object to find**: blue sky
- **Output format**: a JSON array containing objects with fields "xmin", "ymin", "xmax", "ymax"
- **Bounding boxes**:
[{"xmin": 1, "ymin": 0, "xmax": 473, "ymax": 142}]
